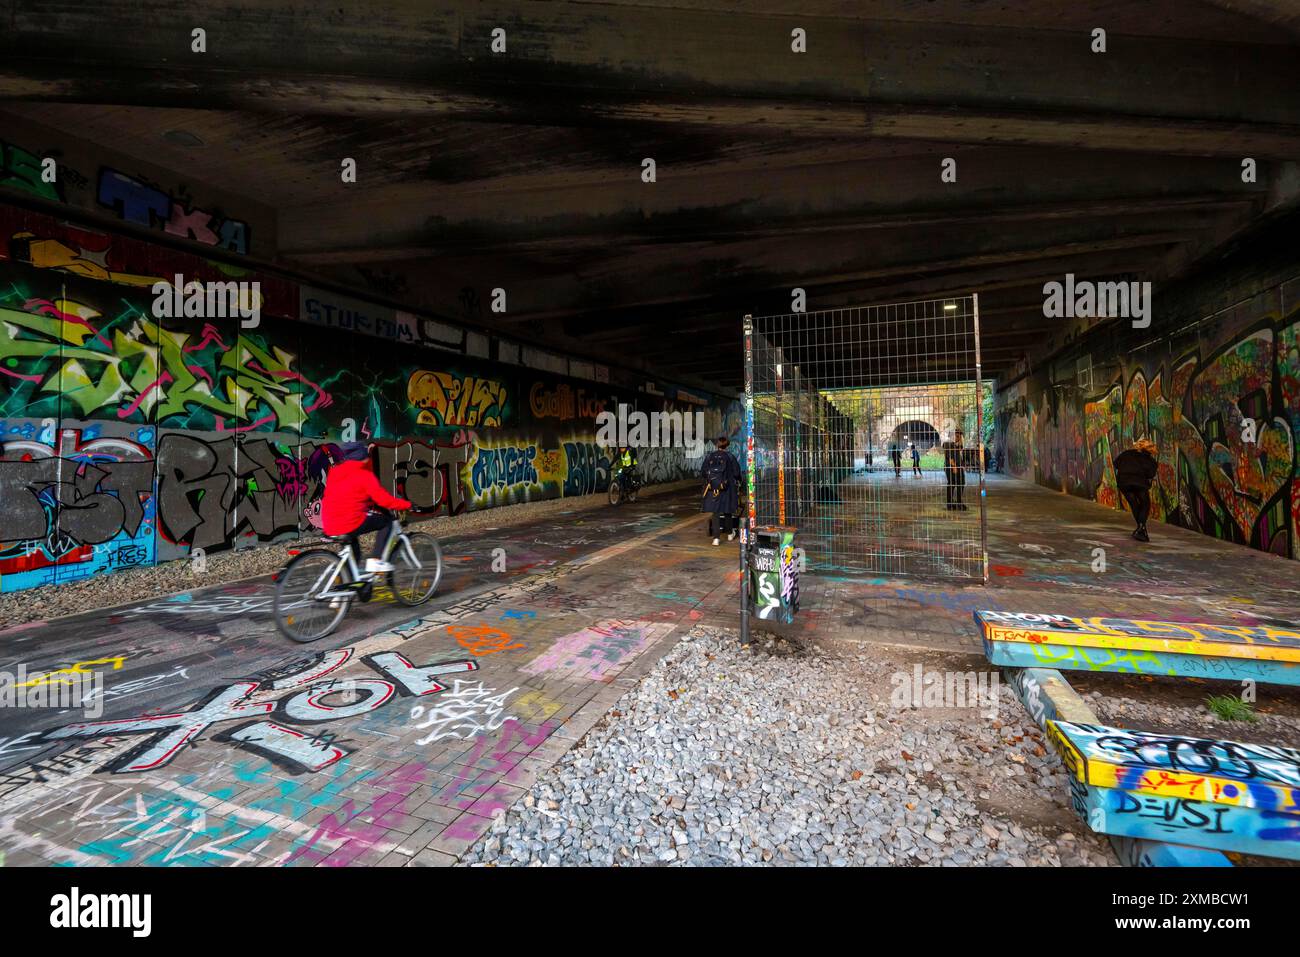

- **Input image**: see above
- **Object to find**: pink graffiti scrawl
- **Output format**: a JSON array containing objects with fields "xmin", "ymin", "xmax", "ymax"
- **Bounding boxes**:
[{"xmin": 521, "ymin": 618, "xmax": 674, "ymax": 681}]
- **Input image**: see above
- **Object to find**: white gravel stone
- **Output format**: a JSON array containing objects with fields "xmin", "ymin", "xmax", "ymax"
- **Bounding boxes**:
[{"xmin": 459, "ymin": 626, "xmax": 1114, "ymax": 867}]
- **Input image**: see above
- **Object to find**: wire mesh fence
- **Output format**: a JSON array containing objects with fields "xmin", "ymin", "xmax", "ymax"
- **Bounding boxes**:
[{"xmin": 744, "ymin": 296, "xmax": 987, "ymax": 581}]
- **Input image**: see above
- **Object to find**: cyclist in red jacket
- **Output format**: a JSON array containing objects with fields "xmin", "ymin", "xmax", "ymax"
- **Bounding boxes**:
[{"xmin": 320, "ymin": 442, "xmax": 412, "ymax": 573}]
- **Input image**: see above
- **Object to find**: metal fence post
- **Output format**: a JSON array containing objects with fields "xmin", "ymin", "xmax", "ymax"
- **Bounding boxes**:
[
  {"xmin": 974, "ymin": 292, "xmax": 989, "ymax": 583},
  {"xmin": 741, "ymin": 314, "xmax": 754, "ymax": 645}
]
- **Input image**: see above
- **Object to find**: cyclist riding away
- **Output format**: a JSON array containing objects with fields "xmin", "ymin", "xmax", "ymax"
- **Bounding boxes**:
[
  {"xmin": 615, "ymin": 445, "xmax": 639, "ymax": 487},
  {"xmin": 320, "ymin": 441, "xmax": 412, "ymax": 574}
]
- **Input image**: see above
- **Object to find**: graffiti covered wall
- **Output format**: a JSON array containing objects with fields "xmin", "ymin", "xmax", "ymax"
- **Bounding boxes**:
[
  {"xmin": 0, "ymin": 206, "xmax": 741, "ymax": 593},
  {"xmin": 0, "ymin": 119, "xmax": 269, "ymax": 256},
  {"xmin": 996, "ymin": 278, "xmax": 1300, "ymax": 561}
]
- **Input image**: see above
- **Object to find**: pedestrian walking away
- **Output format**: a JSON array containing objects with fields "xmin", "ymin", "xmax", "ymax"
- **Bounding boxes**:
[
  {"xmin": 889, "ymin": 440, "xmax": 903, "ymax": 478},
  {"xmin": 909, "ymin": 442, "xmax": 922, "ymax": 477},
  {"xmin": 701, "ymin": 436, "xmax": 742, "ymax": 545},
  {"xmin": 1114, "ymin": 438, "xmax": 1159, "ymax": 542}
]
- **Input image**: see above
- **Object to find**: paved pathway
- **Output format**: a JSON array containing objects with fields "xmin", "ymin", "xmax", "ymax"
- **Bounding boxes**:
[
  {"xmin": 2, "ymin": 475, "xmax": 1297, "ymax": 866},
  {"xmin": 0, "ymin": 493, "xmax": 735, "ymax": 866}
]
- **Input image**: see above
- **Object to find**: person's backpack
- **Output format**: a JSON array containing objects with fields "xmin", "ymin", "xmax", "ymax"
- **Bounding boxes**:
[{"xmin": 703, "ymin": 451, "xmax": 729, "ymax": 490}]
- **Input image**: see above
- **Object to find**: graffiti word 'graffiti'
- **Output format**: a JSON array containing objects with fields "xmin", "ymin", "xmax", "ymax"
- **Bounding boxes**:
[{"xmin": 530, "ymin": 381, "xmax": 606, "ymax": 421}]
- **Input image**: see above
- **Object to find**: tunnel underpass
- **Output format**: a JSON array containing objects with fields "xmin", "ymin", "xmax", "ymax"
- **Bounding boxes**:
[{"xmin": 0, "ymin": 0, "xmax": 1298, "ymax": 887}]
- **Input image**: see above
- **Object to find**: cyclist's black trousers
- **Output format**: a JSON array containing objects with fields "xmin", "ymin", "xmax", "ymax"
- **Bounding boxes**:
[{"xmin": 345, "ymin": 510, "xmax": 394, "ymax": 560}]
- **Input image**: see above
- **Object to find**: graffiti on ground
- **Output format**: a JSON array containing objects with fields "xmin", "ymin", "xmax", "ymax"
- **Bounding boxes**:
[
  {"xmin": 408, "ymin": 680, "xmax": 518, "ymax": 744},
  {"xmin": 521, "ymin": 618, "xmax": 672, "ymax": 681}
]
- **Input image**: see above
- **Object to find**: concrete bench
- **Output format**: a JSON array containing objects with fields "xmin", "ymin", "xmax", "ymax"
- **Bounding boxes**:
[
  {"xmin": 975, "ymin": 611, "xmax": 1300, "ymax": 685},
  {"xmin": 1047, "ymin": 720, "xmax": 1300, "ymax": 861}
]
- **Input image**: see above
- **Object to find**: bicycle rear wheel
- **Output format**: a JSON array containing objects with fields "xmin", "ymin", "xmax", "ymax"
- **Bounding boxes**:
[
  {"xmin": 388, "ymin": 532, "xmax": 443, "ymax": 605},
  {"xmin": 274, "ymin": 549, "xmax": 351, "ymax": 642}
]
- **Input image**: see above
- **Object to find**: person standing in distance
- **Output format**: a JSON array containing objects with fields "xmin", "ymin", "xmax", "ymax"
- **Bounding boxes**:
[{"xmin": 941, "ymin": 428, "xmax": 968, "ymax": 510}]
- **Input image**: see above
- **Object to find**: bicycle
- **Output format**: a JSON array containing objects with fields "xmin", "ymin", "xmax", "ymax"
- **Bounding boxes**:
[
  {"xmin": 273, "ymin": 511, "xmax": 443, "ymax": 643},
  {"xmin": 607, "ymin": 467, "xmax": 640, "ymax": 506}
]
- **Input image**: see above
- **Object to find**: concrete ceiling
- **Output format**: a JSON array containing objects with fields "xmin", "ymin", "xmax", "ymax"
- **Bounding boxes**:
[{"xmin": 3, "ymin": 0, "xmax": 1299, "ymax": 393}]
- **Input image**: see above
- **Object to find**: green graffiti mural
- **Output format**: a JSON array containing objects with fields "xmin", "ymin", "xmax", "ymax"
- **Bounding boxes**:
[{"xmin": 0, "ymin": 236, "xmax": 742, "ymax": 592}]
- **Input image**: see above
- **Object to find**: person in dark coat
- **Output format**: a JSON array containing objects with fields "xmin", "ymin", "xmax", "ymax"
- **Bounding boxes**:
[
  {"xmin": 1114, "ymin": 438, "xmax": 1159, "ymax": 541},
  {"xmin": 701, "ymin": 436, "xmax": 742, "ymax": 545},
  {"xmin": 941, "ymin": 428, "xmax": 967, "ymax": 510}
]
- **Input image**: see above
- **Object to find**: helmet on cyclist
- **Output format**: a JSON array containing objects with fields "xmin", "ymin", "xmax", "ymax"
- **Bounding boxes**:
[{"xmin": 338, "ymin": 441, "xmax": 371, "ymax": 462}]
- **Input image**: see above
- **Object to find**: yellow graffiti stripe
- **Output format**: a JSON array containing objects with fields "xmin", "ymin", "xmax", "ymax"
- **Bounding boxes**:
[
  {"xmin": 1045, "ymin": 721, "xmax": 1298, "ymax": 811},
  {"xmin": 985, "ymin": 621, "xmax": 1300, "ymax": 665},
  {"xmin": 16, "ymin": 656, "xmax": 127, "ymax": 688}
]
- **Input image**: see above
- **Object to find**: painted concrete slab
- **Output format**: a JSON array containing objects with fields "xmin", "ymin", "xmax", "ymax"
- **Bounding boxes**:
[
  {"xmin": 977, "ymin": 611, "xmax": 1300, "ymax": 663},
  {"xmin": 1047, "ymin": 720, "xmax": 1300, "ymax": 812},
  {"xmin": 1069, "ymin": 777, "xmax": 1300, "ymax": 862},
  {"xmin": 1001, "ymin": 667, "xmax": 1232, "ymax": 868},
  {"xmin": 978, "ymin": 610, "xmax": 1300, "ymax": 685},
  {"xmin": 1048, "ymin": 720, "xmax": 1300, "ymax": 861}
]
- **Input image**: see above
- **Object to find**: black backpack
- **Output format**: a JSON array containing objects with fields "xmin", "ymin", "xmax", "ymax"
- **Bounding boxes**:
[{"xmin": 703, "ymin": 451, "xmax": 729, "ymax": 489}]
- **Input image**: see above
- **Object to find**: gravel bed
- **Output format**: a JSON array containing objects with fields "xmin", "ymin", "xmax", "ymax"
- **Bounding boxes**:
[
  {"xmin": 1088, "ymin": 687, "xmax": 1300, "ymax": 750},
  {"xmin": 461, "ymin": 626, "xmax": 1113, "ymax": 867},
  {"xmin": 0, "ymin": 480, "xmax": 693, "ymax": 627}
]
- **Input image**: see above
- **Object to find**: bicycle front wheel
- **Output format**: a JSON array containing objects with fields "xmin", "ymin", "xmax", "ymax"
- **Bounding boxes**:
[
  {"xmin": 607, "ymin": 480, "xmax": 622, "ymax": 505},
  {"xmin": 389, "ymin": 532, "xmax": 443, "ymax": 605},
  {"xmin": 274, "ymin": 549, "xmax": 351, "ymax": 643}
]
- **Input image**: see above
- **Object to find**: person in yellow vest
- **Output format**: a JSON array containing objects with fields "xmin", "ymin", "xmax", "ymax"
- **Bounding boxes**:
[{"xmin": 613, "ymin": 445, "xmax": 639, "ymax": 491}]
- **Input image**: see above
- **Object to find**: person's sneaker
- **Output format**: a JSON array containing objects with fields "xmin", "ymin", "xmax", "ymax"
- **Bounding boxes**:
[
  {"xmin": 727, "ymin": 531, "xmax": 736, "ymax": 542},
  {"xmin": 1135, "ymin": 527, "xmax": 1150, "ymax": 542},
  {"xmin": 365, "ymin": 558, "xmax": 395, "ymax": 574},
  {"xmin": 712, "ymin": 537, "xmax": 720, "ymax": 546}
]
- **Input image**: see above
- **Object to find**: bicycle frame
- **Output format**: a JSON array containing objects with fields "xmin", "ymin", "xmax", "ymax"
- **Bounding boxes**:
[{"xmin": 310, "ymin": 519, "xmax": 424, "ymax": 601}]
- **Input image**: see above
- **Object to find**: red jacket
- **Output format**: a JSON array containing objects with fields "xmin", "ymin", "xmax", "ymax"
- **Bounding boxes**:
[{"xmin": 320, "ymin": 459, "xmax": 412, "ymax": 536}]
